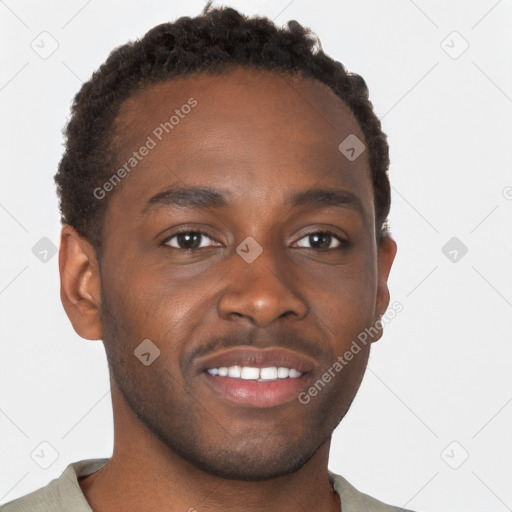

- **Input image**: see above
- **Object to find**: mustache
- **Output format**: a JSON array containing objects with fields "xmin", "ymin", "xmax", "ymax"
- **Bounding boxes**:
[{"xmin": 184, "ymin": 328, "xmax": 330, "ymax": 368}]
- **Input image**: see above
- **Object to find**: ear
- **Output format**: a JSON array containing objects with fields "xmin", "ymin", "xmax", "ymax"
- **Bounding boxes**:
[
  {"xmin": 59, "ymin": 224, "xmax": 103, "ymax": 340},
  {"xmin": 371, "ymin": 235, "xmax": 397, "ymax": 343}
]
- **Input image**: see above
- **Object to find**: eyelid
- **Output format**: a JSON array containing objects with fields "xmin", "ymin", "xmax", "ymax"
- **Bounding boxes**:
[
  {"xmin": 293, "ymin": 229, "xmax": 348, "ymax": 249},
  {"xmin": 161, "ymin": 229, "xmax": 221, "ymax": 248},
  {"xmin": 161, "ymin": 227, "xmax": 349, "ymax": 250}
]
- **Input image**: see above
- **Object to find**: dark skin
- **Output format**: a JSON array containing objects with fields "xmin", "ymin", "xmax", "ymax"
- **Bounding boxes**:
[{"xmin": 59, "ymin": 68, "xmax": 397, "ymax": 512}]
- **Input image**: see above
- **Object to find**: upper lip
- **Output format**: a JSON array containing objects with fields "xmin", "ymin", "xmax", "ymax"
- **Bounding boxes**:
[{"xmin": 196, "ymin": 347, "xmax": 317, "ymax": 374}]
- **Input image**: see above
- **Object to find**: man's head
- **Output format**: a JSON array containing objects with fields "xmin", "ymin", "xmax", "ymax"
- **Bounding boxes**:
[
  {"xmin": 57, "ymin": 6, "xmax": 396, "ymax": 482},
  {"xmin": 55, "ymin": 5, "xmax": 391, "ymax": 260}
]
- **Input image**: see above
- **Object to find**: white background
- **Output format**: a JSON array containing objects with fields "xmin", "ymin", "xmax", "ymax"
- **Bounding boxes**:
[{"xmin": 1, "ymin": 1, "xmax": 511, "ymax": 510}]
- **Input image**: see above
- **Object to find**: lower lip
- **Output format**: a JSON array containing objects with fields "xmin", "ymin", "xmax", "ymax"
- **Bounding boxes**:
[{"xmin": 202, "ymin": 372, "xmax": 309, "ymax": 408}]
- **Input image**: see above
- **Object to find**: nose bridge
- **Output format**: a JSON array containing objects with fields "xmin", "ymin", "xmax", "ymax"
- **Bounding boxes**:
[{"xmin": 218, "ymin": 239, "xmax": 308, "ymax": 326}]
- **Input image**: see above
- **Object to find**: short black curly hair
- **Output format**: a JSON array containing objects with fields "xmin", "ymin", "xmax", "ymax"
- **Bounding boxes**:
[{"xmin": 55, "ymin": 4, "xmax": 391, "ymax": 260}]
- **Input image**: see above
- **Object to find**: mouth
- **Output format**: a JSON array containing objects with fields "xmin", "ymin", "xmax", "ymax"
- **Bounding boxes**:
[{"xmin": 196, "ymin": 347, "xmax": 316, "ymax": 408}]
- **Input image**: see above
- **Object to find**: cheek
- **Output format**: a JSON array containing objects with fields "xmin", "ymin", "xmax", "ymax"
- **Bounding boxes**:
[
  {"xmin": 101, "ymin": 261, "xmax": 213, "ymax": 363},
  {"xmin": 305, "ymin": 256, "xmax": 378, "ymax": 344}
]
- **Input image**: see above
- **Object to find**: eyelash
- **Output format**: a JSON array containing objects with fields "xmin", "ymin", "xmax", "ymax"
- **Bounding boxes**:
[
  {"xmin": 161, "ymin": 229, "xmax": 349, "ymax": 251},
  {"xmin": 294, "ymin": 229, "xmax": 349, "ymax": 250}
]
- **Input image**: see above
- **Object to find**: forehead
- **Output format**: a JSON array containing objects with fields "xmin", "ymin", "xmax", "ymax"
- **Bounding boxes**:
[
  {"xmin": 114, "ymin": 67, "xmax": 365, "ymax": 152},
  {"xmin": 106, "ymin": 67, "xmax": 373, "ymax": 221}
]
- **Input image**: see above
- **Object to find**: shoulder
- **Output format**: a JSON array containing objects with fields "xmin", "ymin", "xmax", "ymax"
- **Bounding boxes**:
[
  {"xmin": 329, "ymin": 470, "xmax": 416, "ymax": 512},
  {"xmin": 0, "ymin": 459, "xmax": 109, "ymax": 512},
  {"xmin": 0, "ymin": 480, "xmax": 60, "ymax": 512}
]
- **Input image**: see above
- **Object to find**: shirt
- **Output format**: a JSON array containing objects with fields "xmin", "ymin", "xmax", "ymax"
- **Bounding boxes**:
[{"xmin": 0, "ymin": 458, "xmax": 414, "ymax": 512}]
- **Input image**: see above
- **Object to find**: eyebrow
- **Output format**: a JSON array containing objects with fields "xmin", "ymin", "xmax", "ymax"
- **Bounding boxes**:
[
  {"xmin": 290, "ymin": 188, "xmax": 364, "ymax": 215},
  {"xmin": 141, "ymin": 186, "xmax": 228, "ymax": 213},
  {"xmin": 141, "ymin": 185, "xmax": 364, "ymax": 216}
]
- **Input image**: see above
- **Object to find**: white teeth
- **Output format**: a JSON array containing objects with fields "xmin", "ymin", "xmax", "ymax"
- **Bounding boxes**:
[
  {"xmin": 207, "ymin": 365, "xmax": 302, "ymax": 380},
  {"xmin": 228, "ymin": 365, "xmax": 241, "ymax": 378},
  {"xmin": 240, "ymin": 367, "xmax": 260, "ymax": 380},
  {"xmin": 260, "ymin": 367, "xmax": 278, "ymax": 380},
  {"xmin": 277, "ymin": 367, "xmax": 289, "ymax": 378}
]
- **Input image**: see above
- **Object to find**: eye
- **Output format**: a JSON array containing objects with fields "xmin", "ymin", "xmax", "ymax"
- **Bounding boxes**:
[
  {"xmin": 163, "ymin": 231, "xmax": 218, "ymax": 250},
  {"xmin": 294, "ymin": 231, "xmax": 347, "ymax": 250}
]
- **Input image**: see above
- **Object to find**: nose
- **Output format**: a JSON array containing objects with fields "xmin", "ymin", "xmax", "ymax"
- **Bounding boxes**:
[{"xmin": 217, "ymin": 246, "xmax": 309, "ymax": 327}]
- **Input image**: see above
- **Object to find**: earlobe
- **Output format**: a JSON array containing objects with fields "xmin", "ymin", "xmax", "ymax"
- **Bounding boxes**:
[
  {"xmin": 371, "ymin": 236, "xmax": 397, "ymax": 343},
  {"xmin": 59, "ymin": 225, "xmax": 103, "ymax": 341}
]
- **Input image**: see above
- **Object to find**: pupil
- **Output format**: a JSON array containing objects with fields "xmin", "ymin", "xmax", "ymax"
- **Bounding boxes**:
[
  {"xmin": 311, "ymin": 233, "xmax": 330, "ymax": 249},
  {"xmin": 178, "ymin": 232, "xmax": 201, "ymax": 249}
]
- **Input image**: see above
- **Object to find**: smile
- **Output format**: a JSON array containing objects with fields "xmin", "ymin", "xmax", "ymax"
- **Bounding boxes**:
[
  {"xmin": 207, "ymin": 365, "xmax": 303, "ymax": 380},
  {"xmin": 196, "ymin": 346, "xmax": 316, "ymax": 407}
]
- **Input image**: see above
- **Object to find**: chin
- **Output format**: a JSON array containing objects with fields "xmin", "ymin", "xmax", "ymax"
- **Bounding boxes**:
[{"xmin": 184, "ymin": 447, "xmax": 314, "ymax": 482}]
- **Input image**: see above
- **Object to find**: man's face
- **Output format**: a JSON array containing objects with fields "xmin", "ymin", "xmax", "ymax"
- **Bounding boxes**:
[{"xmin": 97, "ymin": 68, "xmax": 393, "ymax": 480}]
